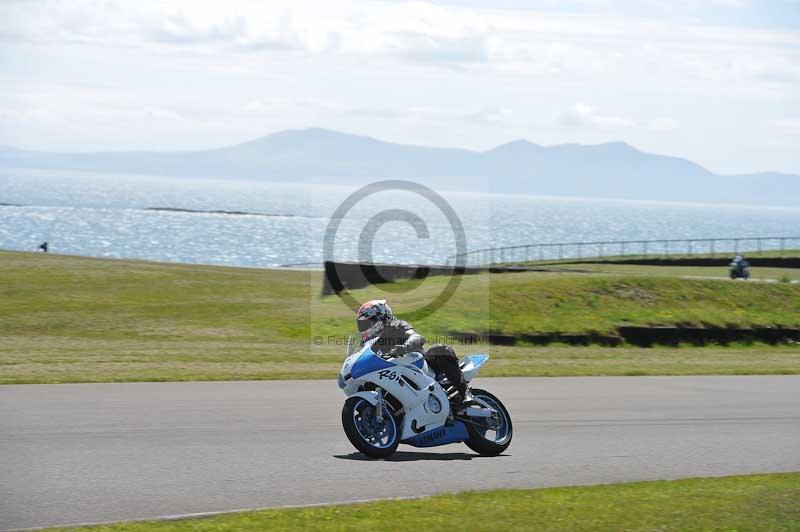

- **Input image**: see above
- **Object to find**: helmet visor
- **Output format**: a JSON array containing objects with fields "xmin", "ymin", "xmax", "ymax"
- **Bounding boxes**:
[{"xmin": 357, "ymin": 316, "xmax": 377, "ymax": 334}]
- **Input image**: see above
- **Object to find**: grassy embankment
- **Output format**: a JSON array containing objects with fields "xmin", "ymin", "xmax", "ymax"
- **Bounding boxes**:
[
  {"xmin": 541, "ymin": 262, "xmax": 800, "ymax": 281},
  {"xmin": 48, "ymin": 474, "xmax": 800, "ymax": 531},
  {"xmin": 1, "ymin": 250, "xmax": 799, "ymax": 384},
  {"xmin": 509, "ymin": 249, "xmax": 800, "ymax": 282}
]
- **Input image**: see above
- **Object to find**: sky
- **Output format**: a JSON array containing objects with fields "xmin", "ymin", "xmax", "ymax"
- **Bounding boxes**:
[{"xmin": 0, "ymin": 0, "xmax": 798, "ymax": 175}]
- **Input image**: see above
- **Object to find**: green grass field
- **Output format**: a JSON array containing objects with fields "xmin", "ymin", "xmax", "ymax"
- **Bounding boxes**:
[
  {"xmin": 540, "ymin": 262, "xmax": 800, "ymax": 281},
  {"xmin": 509, "ymin": 248, "xmax": 800, "ymax": 267},
  {"xmin": 48, "ymin": 473, "xmax": 800, "ymax": 531},
  {"xmin": 1, "ymin": 250, "xmax": 799, "ymax": 384}
]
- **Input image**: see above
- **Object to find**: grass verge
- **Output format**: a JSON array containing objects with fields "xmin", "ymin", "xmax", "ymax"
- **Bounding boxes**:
[
  {"xmin": 535, "ymin": 262, "xmax": 800, "ymax": 282},
  {"xmin": 509, "ymin": 248, "xmax": 800, "ymax": 266},
  {"xmin": 3, "ymin": 342, "xmax": 799, "ymax": 384},
  {"xmin": 1, "ymin": 250, "xmax": 798, "ymax": 383},
  {"xmin": 49, "ymin": 473, "xmax": 800, "ymax": 531}
]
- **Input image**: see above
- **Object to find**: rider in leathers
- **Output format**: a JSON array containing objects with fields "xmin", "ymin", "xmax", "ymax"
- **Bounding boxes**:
[{"xmin": 357, "ymin": 299, "xmax": 473, "ymax": 409}]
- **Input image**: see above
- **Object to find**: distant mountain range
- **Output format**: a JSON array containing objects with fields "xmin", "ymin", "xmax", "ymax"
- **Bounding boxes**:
[{"xmin": 1, "ymin": 127, "xmax": 797, "ymax": 206}]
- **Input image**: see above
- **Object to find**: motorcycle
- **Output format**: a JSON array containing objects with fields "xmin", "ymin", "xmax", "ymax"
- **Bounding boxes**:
[
  {"xmin": 729, "ymin": 261, "xmax": 750, "ymax": 280},
  {"xmin": 337, "ymin": 336, "xmax": 512, "ymax": 458}
]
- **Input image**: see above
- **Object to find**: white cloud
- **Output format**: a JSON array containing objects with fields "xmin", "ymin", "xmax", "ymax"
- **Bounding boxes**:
[
  {"xmin": 466, "ymin": 107, "xmax": 513, "ymax": 124},
  {"xmin": 0, "ymin": 1, "xmax": 491, "ymax": 64},
  {"xmin": 239, "ymin": 97, "xmax": 515, "ymax": 128},
  {"xmin": 558, "ymin": 102, "xmax": 595, "ymax": 126},
  {"xmin": 649, "ymin": 118, "xmax": 680, "ymax": 131},
  {"xmin": 144, "ymin": 107, "xmax": 184, "ymax": 121},
  {"xmin": 559, "ymin": 103, "xmax": 634, "ymax": 129},
  {"xmin": 242, "ymin": 97, "xmax": 320, "ymax": 114},
  {"xmin": 772, "ymin": 118, "xmax": 800, "ymax": 131},
  {"xmin": 357, "ymin": 1, "xmax": 491, "ymax": 63},
  {"xmin": 2, "ymin": 0, "xmax": 798, "ymax": 87},
  {"xmin": 1, "ymin": 1, "xmax": 798, "ymax": 173},
  {"xmin": 709, "ymin": 0, "xmax": 749, "ymax": 8}
]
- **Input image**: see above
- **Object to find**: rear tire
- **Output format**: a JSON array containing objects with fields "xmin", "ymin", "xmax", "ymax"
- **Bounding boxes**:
[
  {"xmin": 342, "ymin": 397, "xmax": 400, "ymax": 459},
  {"xmin": 464, "ymin": 389, "xmax": 512, "ymax": 456}
]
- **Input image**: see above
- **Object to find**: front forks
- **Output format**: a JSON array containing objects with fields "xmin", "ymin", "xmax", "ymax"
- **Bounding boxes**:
[
  {"xmin": 373, "ymin": 387, "xmax": 404, "ymax": 419},
  {"xmin": 375, "ymin": 388, "xmax": 384, "ymax": 419}
]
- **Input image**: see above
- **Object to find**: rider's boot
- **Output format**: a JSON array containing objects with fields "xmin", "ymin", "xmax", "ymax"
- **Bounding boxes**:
[{"xmin": 453, "ymin": 384, "xmax": 477, "ymax": 414}]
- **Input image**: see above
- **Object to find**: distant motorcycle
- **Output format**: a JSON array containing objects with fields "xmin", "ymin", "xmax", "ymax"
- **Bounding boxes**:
[
  {"xmin": 338, "ymin": 337, "xmax": 512, "ymax": 458},
  {"xmin": 729, "ymin": 260, "xmax": 750, "ymax": 280}
]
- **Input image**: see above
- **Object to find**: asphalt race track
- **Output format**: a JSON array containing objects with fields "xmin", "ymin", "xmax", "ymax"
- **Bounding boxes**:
[{"xmin": 2, "ymin": 376, "xmax": 799, "ymax": 530}]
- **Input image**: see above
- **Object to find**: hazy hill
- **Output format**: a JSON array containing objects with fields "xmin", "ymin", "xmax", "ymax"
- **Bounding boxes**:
[{"xmin": 1, "ymin": 128, "xmax": 797, "ymax": 206}]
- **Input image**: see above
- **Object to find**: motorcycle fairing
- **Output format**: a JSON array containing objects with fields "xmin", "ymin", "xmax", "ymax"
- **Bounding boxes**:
[
  {"xmin": 460, "ymin": 354, "xmax": 489, "ymax": 382},
  {"xmin": 342, "ymin": 346, "xmax": 450, "ymax": 440},
  {"xmin": 350, "ymin": 350, "xmax": 394, "ymax": 379},
  {"xmin": 346, "ymin": 344, "xmax": 425, "ymax": 381},
  {"xmin": 347, "ymin": 390, "xmax": 381, "ymax": 405},
  {"xmin": 402, "ymin": 421, "xmax": 469, "ymax": 447}
]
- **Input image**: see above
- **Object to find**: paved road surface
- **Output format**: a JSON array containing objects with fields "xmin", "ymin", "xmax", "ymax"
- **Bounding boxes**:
[{"xmin": 2, "ymin": 376, "xmax": 799, "ymax": 530}]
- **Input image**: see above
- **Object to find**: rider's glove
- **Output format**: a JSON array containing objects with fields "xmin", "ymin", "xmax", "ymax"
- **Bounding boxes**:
[{"xmin": 385, "ymin": 346, "xmax": 406, "ymax": 359}]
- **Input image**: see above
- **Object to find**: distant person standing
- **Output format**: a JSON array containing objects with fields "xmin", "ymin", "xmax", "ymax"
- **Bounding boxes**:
[{"xmin": 38, "ymin": 242, "xmax": 48, "ymax": 253}]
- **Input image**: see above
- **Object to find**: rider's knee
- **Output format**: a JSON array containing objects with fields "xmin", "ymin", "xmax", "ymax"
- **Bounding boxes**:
[{"xmin": 426, "ymin": 343, "xmax": 456, "ymax": 359}]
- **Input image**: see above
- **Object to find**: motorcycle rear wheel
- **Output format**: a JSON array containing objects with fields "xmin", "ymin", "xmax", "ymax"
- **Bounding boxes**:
[{"xmin": 464, "ymin": 388, "xmax": 513, "ymax": 456}]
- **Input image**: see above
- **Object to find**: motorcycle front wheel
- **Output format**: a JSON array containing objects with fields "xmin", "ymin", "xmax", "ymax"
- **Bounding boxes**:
[
  {"xmin": 464, "ymin": 388, "xmax": 513, "ymax": 456},
  {"xmin": 341, "ymin": 397, "xmax": 400, "ymax": 458}
]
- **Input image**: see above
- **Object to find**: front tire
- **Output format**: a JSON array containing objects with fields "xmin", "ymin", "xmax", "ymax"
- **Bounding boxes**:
[
  {"xmin": 341, "ymin": 397, "xmax": 400, "ymax": 459},
  {"xmin": 464, "ymin": 389, "xmax": 513, "ymax": 456}
]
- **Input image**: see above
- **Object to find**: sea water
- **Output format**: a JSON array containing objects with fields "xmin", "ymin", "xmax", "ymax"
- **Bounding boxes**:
[{"xmin": 1, "ymin": 169, "xmax": 798, "ymax": 268}]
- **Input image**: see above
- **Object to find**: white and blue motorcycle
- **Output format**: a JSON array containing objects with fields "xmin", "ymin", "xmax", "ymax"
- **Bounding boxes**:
[{"xmin": 338, "ymin": 337, "xmax": 512, "ymax": 458}]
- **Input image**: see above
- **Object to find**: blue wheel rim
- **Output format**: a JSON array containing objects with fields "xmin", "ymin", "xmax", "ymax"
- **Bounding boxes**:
[{"xmin": 352, "ymin": 399, "xmax": 397, "ymax": 449}]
